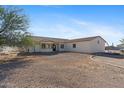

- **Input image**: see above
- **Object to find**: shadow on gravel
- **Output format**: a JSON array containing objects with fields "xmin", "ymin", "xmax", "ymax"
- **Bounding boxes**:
[
  {"xmin": 0, "ymin": 57, "xmax": 30, "ymax": 83},
  {"xmin": 91, "ymin": 52, "xmax": 124, "ymax": 59},
  {"xmin": 17, "ymin": 52, "xmax": 62, "ymax": 56}
]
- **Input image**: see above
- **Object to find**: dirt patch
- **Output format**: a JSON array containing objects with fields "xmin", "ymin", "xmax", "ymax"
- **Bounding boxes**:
[{"xmin": 0, "ymin": 52, "xmax": 124, "ymax": 87}]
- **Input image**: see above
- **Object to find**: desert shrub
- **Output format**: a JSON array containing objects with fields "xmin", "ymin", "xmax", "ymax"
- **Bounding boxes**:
[{"xmin": 120, "ymin": 50, "xmax": 124, "ymax": 54}]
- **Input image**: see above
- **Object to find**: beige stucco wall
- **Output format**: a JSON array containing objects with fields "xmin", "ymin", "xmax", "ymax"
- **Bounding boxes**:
[
  {"xmin": 64, "ymin": 41, "xmax": 91, "ymax": 53},
  {"xmin": 89, "ymin": 37, "xmax": 105, "ymax": 53},
  {"xmin": 28, "ymin": 45, "xmax": 53, "ymax": 52},
  {"xmin": 58, "ymin": 43, "xmax": 65, "ymax": 52},
  {"xmin": 60, "ymin": 37, "xmax": 105, "ymax": 53}
]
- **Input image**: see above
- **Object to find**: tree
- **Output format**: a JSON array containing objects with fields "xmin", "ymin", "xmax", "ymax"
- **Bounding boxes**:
[
  {"xmin": 120, "ymin": 39, "xmax": 124, "ymax": 45},
  {"xmin": 20, "ymin": 36, "xmax": 33, "ymax": 47},
  {"xmin": 117, "ymin": 39, "xmax": 124, "ymax": 48},
  {"xmin": 0, "ymin": 6, "xmax": 29, "ymax": 46},
  {"xmin": 19, "ymin": 35, "xmax": 34, "ymax": 52}
]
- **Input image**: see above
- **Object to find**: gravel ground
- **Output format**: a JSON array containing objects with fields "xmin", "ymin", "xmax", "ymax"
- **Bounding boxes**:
[
  {"xmin": 0, "ymin": 52, "xmax": 124, "ymax": 88},
  {"xmin": 92, "ymin": 56, "xmax": 124, "ymax": 70}
]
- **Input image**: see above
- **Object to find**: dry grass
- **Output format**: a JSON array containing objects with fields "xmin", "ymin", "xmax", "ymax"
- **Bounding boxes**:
[{"xmin": 0, "ymin": 53, "xmax": 17, "ymax": 64}]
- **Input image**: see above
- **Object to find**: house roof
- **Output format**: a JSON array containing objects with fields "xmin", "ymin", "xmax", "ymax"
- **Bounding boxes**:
[
  {"xmin": 67, "ymin": 36, "xmax": 106, "ymax": 43},
  {"xmin": 32, "ymin": 36, "xmax": 69, "ymax": 43},
  {"xmin": 32, "ymin": 36, "xmax": 106, "ymax": 43}
]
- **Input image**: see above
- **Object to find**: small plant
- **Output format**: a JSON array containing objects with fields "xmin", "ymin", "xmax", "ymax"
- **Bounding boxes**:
[{"xmin": 120, "ymin": 50, "xmax": 124, "ymax": 54}]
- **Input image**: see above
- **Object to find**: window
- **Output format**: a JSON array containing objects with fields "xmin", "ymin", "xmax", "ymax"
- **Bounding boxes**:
[
  {"xmin": 60, "ymin": 44, "xmax": 64, "ymax": 49},
  {"xmin": 47, "ymin": 44, "xmax": 51, "ymax": 48},
  {"xmin": 73, "ymin": 44, "xmax": 76, "ymax": 48},
  {"xmin": 97, "ymin": 40, "xmax": 100, "ymax": 44},
  {"xmin": 41, "ymin": 43, "xmax": 46, "ymax": 49}
]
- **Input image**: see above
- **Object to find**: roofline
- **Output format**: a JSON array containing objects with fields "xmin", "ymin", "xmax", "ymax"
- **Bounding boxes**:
[
  {"xmin": 65, "ymin": 36, "xmax": 107, "ymax": 43},
  {"xmin": 32, "ymin": 35, "xmax": 107, "ymax": 43},
  {"xmin": 95, "ymin": 36, "xmax": 107, "ymax": 43},
  {"xmin": 32, "ymin": 36, "xmax": 69, "ymax": 40}
]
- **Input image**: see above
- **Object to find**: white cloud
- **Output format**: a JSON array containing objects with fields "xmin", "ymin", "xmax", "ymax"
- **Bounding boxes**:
[
  {"xmin": 72, "ymin": 19, "xmax": 124, "ymax": 45},
  {"xmin": 72, "ymin": 19, "xmax": 88, "ymax": 26}
]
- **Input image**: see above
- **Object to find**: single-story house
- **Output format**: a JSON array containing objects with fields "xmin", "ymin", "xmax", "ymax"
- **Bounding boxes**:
[{"xmin": 27, "ymin": 36, "xmax": 107, "ymax": 53}]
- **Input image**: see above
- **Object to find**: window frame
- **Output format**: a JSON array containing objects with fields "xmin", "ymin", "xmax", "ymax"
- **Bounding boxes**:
[
  {"xmin": 97, "ymin": 40, "xmax": 100, "ymax": 44},
  {"xmin": 73, "ymin": 44, "xmax": 76, "ymax": 48},
  {"xmin": 60, "ymin": 44, "xmax": 64, "ymax": 49},
  {"xmin": 41, "ymin": 43, "xmax": 46, "ymax": 49},
  {"xmin": 47, "ymin": 44, "xmax": 51, "ymax": 48}
]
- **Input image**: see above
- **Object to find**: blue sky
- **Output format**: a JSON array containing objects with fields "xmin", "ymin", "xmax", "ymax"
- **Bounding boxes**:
[{"xmin": 18, "ymin": 5, "xmax": 124, "ymax": 45}]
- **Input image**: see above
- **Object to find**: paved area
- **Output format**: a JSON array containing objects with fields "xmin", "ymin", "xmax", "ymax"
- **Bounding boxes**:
[{"xmin": 0, "ymin": 53, "xmax": 124, "ymax": 88}]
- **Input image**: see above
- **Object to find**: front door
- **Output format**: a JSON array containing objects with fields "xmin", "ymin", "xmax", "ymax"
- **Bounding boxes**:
[{"xmin": 52, "ymin": 44, "xmax": 56, "ymax": 51}]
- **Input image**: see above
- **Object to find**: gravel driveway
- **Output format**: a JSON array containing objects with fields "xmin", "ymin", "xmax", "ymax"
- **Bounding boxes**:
[
  {"xmin": 1, "ymin": 52, "xmax": 124, "ymax": 88},
  {"xmin": 92, "ymin": 55, "xmax": 124, "ymax": 68}
]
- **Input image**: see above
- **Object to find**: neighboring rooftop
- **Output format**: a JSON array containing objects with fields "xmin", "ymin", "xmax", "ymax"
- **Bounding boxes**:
[{"xmin": 105, "ymin": 46, "xmax": 120, "ymax": 50}]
